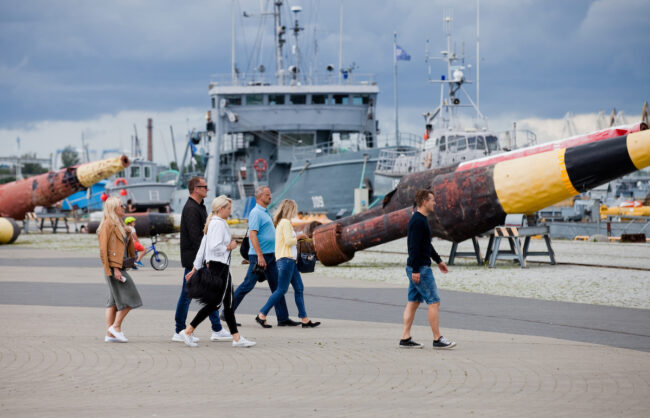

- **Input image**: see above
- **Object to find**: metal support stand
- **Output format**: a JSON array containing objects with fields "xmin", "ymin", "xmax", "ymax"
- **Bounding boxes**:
[
  {"xmin": 485, "ymin": 225, "xmax": 554, "ymax": 268},
  {"xmin": 448, "ymin": 236, "xmax": 483, "ymax": 265},
  {"xmin": 30, "ymin": 210, "xmax": 70, "ymax": 234},
  {"xmin": 522, "ymin": 234, "xmax": 556, "ymax": 265}
]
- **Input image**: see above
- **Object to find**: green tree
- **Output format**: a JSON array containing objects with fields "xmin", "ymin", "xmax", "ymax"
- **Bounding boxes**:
[
  {"xmin": 193, "ymin": 155, "xmax": 205, "ymax": 174},
  {"xmin": 21, "ymin": 153, "xmax": 48, "ymax": 175},
  {"xmin": 60, "ymin": 146, "xmax": 80, "ymax": 168}
]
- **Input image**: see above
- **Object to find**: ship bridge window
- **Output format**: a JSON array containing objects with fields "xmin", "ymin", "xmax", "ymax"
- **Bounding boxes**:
[
  {"xmin": 246, "ymin": 94, "xmax": 264, "ymax": 105},
  {"xmin": 468, "ymin": 136, "xmax": 486, "ymax": 150},
  {"xmin": 290, "ymin": 95, "xmax": 307, "ymax": 105},
  {"xmin": 144, "ymin": 166, "xmax": 151, "ymax": 179},
  {"xmin": 130, "ymin": 166, "xmax": 140, "ymax": 178},
  {"xmin": 486, "ymin": 135, "xmax": 499, "ymax": 152},
  {"xmin": 333, "ymin": 94, "xmax": 349, "ymax": 105},
  {"xmin": 211, "ymin": 97, "xmax": 216, "ymax": 108},
  {"xmin": 311, "ymin": 94, "xmax": 327, "ymax": 104},
  {"xmin": 351, "ymin": 95, "xmax": 370, "ymax": 105},
  {"xmin": 225, "ymin": 95, "xmax": 242, "ymax": 106},
  {"xmin": 454, "ymin": 136, "xmax": 467, "ymax": 151},
  {"xmin": 439, "ymin": 136, "xmax": 446, "ymax": 151},
  {"xmin": 269, "ymin": 94, "xmax": 285, "ymax": 105}
]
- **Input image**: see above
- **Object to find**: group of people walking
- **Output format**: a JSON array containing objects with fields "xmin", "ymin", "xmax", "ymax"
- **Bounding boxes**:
[
  {"xmin": 98, "ymin": 178, "xmax": 455, "ymax": 351},
  {"xmin": 98, "ymin": 178, "xmax": 320, "ymax": 348}
]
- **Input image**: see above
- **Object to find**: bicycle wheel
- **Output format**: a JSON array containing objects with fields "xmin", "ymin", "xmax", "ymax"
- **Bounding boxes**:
[{"xmin": 150, "ymin": 251, "xmax": 168, "ymax": 270}]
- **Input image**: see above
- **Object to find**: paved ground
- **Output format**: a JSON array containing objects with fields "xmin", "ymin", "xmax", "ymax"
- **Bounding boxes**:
[{"xmin": 1, "ymin": 247, "xmax": 649, "ymax": 417}]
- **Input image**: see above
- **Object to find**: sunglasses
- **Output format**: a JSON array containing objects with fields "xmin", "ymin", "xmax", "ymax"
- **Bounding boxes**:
[{"xmin": 196, "ymin": 185, "xmax": 208, "ymax": 189}]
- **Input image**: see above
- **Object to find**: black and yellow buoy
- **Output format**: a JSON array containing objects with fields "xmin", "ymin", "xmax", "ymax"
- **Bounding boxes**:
[{"xmin": 0, "ymin": 217, "xmax": 21, "ymax": 244}]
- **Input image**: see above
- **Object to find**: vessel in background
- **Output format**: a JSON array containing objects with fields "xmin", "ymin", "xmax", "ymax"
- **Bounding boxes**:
[
  {"xmin": 172, "ymin": 0, "xmax": 419, "ymax": 219},
  {"xmin": 374, "ymin": 11, "xmax": 536, "ymax": 196}
]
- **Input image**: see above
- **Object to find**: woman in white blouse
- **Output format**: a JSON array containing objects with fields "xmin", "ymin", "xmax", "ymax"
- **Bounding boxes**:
[{"xmin": 180, "ymin": 195, "xmax": 255, "ymax": 348}]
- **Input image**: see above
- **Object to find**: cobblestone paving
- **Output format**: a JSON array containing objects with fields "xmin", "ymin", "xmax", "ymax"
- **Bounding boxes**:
[{"xmin": 1, "ymin": 305, "xmax": 648, "ymax": 417}]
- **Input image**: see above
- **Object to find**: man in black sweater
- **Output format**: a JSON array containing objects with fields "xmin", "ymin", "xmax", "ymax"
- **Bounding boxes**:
[
  {"xmin": 400, "ymin": 189, "xmax": 456, "ymax": 350},
  {"xmin": 173, "ymin": 176, "xmax": 232, "ymax": 343}
]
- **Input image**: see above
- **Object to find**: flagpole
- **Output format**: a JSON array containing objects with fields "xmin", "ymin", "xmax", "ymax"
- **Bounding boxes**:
[{"xmin": 393, "ymin": 31, "xmax": 399, "ymax": 146}]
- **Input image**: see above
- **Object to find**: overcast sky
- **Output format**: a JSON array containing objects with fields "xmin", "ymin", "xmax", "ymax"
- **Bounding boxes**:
[{"xmin": 1, "ymin": 0, "xmax": 648, "ymax": 162}]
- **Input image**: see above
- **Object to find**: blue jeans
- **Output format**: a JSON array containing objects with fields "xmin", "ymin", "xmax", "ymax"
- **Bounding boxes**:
[
  {"xmin": 233, "ymin": 253, "xmax": 289, "ymax": 322},
  {"xmin": 405, "ymin": 266, "xmax": 440, "ymax": 305},
  {"xmin": 175, "ymin": 268, "xmax": 222, "ymax": 333},
  {"xmin": 260, "ymin": 257, "xmax": 306, "ymax": 318}
]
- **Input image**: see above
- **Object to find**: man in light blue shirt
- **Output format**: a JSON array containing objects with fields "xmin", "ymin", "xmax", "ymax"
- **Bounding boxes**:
[{"xmin": 232, "ymin": 186, "xmax": 299, "ymax": 327}]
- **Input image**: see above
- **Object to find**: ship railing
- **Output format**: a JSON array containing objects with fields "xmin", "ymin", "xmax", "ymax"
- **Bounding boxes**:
[
  {"xmin": 498, "ymin": 128, "xmax": 538, "ymax": 150},
  {"xmin": 290, "ymin": 141, "xmax": 342, "ymax": 161},
  {"xmin": 209, "ymin": 72, "xmax": 377, "ymax": 87},
  {"xmin": 376, "ymin": 132, "xmax": 423, "ymax": 148},
  {"xmin": 375, "ymin": 148, "xmax": 425, "ymax": 175}
]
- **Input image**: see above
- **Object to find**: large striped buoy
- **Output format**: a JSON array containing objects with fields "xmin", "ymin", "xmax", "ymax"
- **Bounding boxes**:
[{"xmin": 0, "ymin": 217, "xmax": 21, "ymax": 244}]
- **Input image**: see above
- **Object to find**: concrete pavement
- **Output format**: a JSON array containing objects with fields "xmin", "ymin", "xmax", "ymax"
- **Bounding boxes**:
[{"xmin": 1, "ymin": 246, "xmax": 649, "ymax": 416}]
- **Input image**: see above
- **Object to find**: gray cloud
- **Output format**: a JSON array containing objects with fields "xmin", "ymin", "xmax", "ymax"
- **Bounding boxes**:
[{"xmin": 0, "ymin": 0, "xmax": 648, "ymax": 132}]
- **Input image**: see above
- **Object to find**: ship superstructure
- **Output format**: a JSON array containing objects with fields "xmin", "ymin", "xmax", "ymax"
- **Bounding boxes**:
[
  {"xmin": 198, "ymin": 1, "xmax": 411, "ymax": 218},
  {"xmin": 374, "ymin": 11, "xmax": 536, "ymax": 195}
]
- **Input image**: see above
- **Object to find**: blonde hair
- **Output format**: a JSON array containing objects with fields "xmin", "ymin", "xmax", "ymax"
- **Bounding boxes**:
[
  {"xmin": 203, "ymin": 195, "xmax": 232, "ymax": 234},
  {"xmin": 97, "ymin": 196, "xmax": 127, "ymax": 238},
  {"xmin": 273, "ymin": 199, "xmax": 298, "ymax": 227}
]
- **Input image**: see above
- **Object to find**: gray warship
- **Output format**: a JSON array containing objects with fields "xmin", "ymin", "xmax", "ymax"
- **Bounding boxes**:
[{"xmin": 171, "ymin": 1, "xmax": 418, "ymax": 219}]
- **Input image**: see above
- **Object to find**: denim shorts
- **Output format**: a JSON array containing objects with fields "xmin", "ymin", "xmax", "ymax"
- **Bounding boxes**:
[{"xmin": 405, "ymin": 266, "xmax": 440, "ymax": 304}]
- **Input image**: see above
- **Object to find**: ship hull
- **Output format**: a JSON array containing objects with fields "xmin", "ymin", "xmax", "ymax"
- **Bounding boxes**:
[{"xmin": 281, "ymin": 150, "xmax": 381, "ymax": 219}]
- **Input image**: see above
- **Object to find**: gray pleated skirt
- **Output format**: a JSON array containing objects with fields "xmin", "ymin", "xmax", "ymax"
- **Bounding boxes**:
[{"xmin": 105, "ymin": 270, "xmax": 143, "ymax": 311}]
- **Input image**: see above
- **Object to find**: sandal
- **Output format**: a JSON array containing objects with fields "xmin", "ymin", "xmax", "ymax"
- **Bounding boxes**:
[{"xmin": 301, "ymin": 320, "xmax": 321, "ymax": 328}]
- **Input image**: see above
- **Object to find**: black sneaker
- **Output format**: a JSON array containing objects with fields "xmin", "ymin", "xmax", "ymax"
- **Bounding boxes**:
[
  {"xmin": 433, "ymin": 336, "xmax": 456, "ymax": 349},
  {"xmin": 399, "ymin": 337, "xmax": 423, "ymax": 349}
]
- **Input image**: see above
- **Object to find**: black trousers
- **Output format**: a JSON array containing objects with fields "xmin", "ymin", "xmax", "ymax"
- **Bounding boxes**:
[{"xmin": 190, "ymin": 262, "xmax": 238, "ymax": 335}]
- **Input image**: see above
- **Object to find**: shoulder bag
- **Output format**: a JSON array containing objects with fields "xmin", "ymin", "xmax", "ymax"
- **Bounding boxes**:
[
  {"xmin": 186, "ymin": 238, "xmax": 229, "ymax": 306},
  {"xmin": 296, "ymin": 239, "xmax": 317, "ymax": 273},
  {"xmin": 239, "ymin": 228, "xmax": 250, "ymax": 261}
]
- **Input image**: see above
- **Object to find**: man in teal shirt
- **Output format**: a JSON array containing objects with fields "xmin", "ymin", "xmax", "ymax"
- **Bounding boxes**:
[{"xmin": 232, "ymin": 186, "xmax": 299, "ymax": 327}]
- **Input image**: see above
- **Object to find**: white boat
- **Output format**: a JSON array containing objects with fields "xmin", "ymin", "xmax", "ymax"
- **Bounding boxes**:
[
  {"xmin": 374, "ymin": 11, "xmax": 536, "ymax": 196},
  {"xmin": 104, "ymin": 159, "xmax": 178, "ymax": 212}
]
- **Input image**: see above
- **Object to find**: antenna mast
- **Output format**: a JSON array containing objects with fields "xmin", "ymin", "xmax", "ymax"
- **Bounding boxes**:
[
  {"xmin": 291, "ymin": 6, "xmax": 304, "ymax": 82},
  {"xmin": 274, "ymin": 0, "xmax": 286, "ymax": 85},
  {"xmin": 338, "ymin": 0, "xmax": 343, "ymax": 84},
  {"xmin": 476, "ymin": 0, "xmax": 480, "ymax": 120},
  {"xmin": 231, "ymin": 0, "xmax": 236, "ymax": 84}
]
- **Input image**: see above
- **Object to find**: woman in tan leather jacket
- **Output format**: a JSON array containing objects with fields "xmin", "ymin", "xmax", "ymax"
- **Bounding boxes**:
[{"xmin": 98, "ymin": 196, "xmax": 142, "ymax": 343}]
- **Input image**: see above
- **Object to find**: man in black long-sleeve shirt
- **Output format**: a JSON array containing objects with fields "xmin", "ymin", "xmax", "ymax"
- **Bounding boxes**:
[
  {"xmin": 173, "ymin": 176, "xmax": 231, "ymax": 343},
  {"xmin": 400, "ymin": 189, "xmax": 456, "ymax": 350}
]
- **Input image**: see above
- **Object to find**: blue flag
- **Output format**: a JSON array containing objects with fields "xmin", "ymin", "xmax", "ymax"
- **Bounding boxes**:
[{"xmin": 395, "ymin": 44, "xmax": 411, "ymax": 61}]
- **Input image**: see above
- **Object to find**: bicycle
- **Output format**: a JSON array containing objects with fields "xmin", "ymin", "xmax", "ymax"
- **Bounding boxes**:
[{"xmin": 141, "ymin": 235, "xmax": 169, "ymax": 270}]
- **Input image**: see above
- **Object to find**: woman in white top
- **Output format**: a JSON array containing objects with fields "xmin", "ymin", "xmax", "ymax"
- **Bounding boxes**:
[
  {"xmin": 180, "ymin": 195, "xmax": 255, "ymax": 348},
  {"xmin": 256, "ymin": 199, "xmax": 320, "ymax": 328}
]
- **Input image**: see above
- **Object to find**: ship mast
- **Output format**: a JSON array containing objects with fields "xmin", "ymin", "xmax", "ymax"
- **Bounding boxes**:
[{"xmin": 274, "ymin": 0, "xmax": 286, "ymax": 85}]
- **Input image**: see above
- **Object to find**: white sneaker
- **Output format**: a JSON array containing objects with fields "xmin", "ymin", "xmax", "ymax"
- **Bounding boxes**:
[
  {"xmin": 104, "ymin": 336, "xmax": 119, "ymax": 343},
  {"xmin": 211, "ymin": 329, "xmax": 233, "ymax": 341},
  {"xmin": 232, "ymin": 336, "xmax": 256, "ymax": 348},
  {"xmin": 108, "ymin": 326, "xmax": 128, "ymax": 343},
  {"xmin": 179, "ymin": 330, "xmax": 198, "ymax": 347},
  {"xmin": 172, "ymin": 333, "xmax": 200, "ymax": 343}
]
